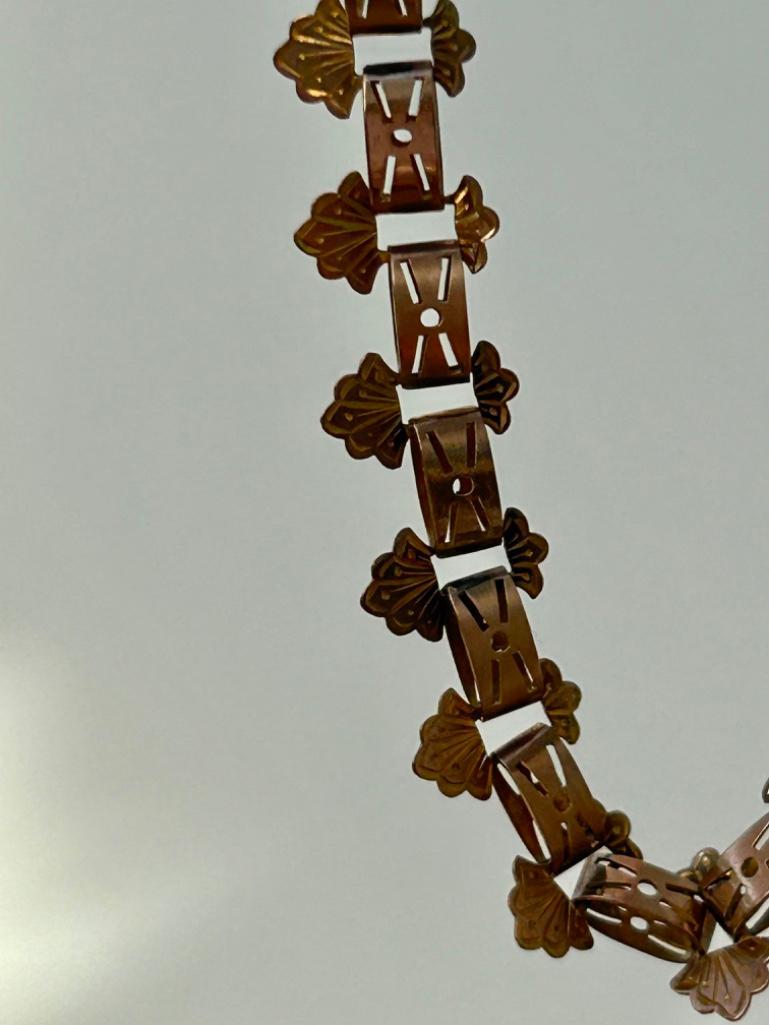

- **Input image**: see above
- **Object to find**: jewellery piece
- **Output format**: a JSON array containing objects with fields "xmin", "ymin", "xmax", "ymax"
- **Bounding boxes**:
[
  {"xmin": 696, "ymin": 813, "xmax": 769, "ymax": 939},
  {"xmin": 671, "ymin": 936, "xmax": 769, "ymax": 1022},
  {"xmin": 321, "ymin": 352, "xmax": 406, "ymax": 468},
  {"xmin": 452, "ymin": 175, "xmax": 500, "ymax": 272},
  {"xmin": 471, "ymin": 341, "xmax": 519, "ymax": 434},
  {"xmin": 574, "ymin": 853, "xmax": 716, "ymax": 964},
  {"xmin": 345, "ymin": 0, "xmax": 422, "ymax": 34},
  {"xmin": 492, "ymin": 725, "xmax": 613, "ymax": 874},
  {"xmin": 321, "ymin": 344, "xmax": 521, "ymax": 465},
  {"xmin": 540, "ymin": 658, "xmax": 582, "ymax": 744},
  {"xmin": 360, "ymin": 527, "xmax": 443, "ymax": 641},
  {"xmin": 389, "ymin": 241, "xmax": 470, "ymax": 388},
  {"xmin": 409, "ymin": 408, "xmax": 503, "ymax": 556},
  {"xmin": 296, "ymin": 173, "xmax": 498, "ymax": 292},
  {"xmin": 443, "ymin": 567, "xmax": 542, "ymax": 719},
  {"xmin": 274, "ymin": 0, "xmax": 361, "ymax": 119},
  {"xmin": 425, "ymin": 0, "xmax": 477, "ymax": 97},
  {"xmin": 295, "ymin": 171, "xmax": 386, "ymax": 294},
  {"xmin": 502, "ymin": 507, "xmax": 548, "ymax": 598},
  {"xmin": 509, "ymin": 857, "xmax": 593, "ymax": 959},
  {"xmin": 364, "ymin": 63, "xmax": 443, "ymax": 213},
  {"xmin": 412, "ymin": 688, "xmax": 492, "ymax": 799}
]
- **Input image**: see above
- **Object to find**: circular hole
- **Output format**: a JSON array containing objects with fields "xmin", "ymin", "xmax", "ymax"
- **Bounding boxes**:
[
  {"xmin": 491, "ymin": 630, "xmax": 509, "ymax": 654},
  {"xmin": 638, "ymin": 881, "xmax": 658, "ymax": 898},
  {"xmin": 420, "ymin": 307, "xmax": 441, "ymax": 328},
  {"xmin": 392, "ymin": 128, "xmax": 413, "ymax": 146},
  {"xmin": 742, "ymin": 857, "xmax": 759, "ymax": 878},
  {"xmin": 630, "ymin": 916, "xmax": 650, "ymax": 933},
  {"xmin": 452, "ymin": 476, "xmax": 474, "ymax": 497}
]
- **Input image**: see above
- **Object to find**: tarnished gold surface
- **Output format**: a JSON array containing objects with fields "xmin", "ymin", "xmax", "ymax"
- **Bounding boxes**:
[
  {"xmin": 413, "ymin": 688, "xmax": 492, "ymax": 800},
  {"xmin": 502, "ymin": 507, "xmax": 549, "ymax": 598},
  {"xmin": 672, "ymin": 937, "xmax": 769, "ymax": 1022},
  {"xmin": 540, "ymin": 659, "xmax": 582, "ymax": 744},
  {"xmin": 274, "ymin": 0, "xmax": 361, "ymax": 119},
  {"xmin": 509, "ymin": 857, "xmax": 593, "ymax": 959},
  {"xmin": 321, "ymin": 352, "xmax": 406, "ymax": 469},
  {"xmin": 361, "ymin": 527, "xmax": 443, "ymax": 641},
  {"xmin": 295, "ymin": 171, "xmax": 386, "ymax": 294},
  {"xmin": 451, "ymin": 176, "xmax": 500, "ymax": 272},
  {"xmin": 472, "ymin": 341, "xmax": 520, "ymax": 434},
  {"xmin": 425, "ymin": 0, "xmax": 477, "ymax": 97}
]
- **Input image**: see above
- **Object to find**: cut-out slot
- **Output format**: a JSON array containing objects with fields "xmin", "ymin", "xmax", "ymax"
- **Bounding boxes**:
[
  {"xmin": 437, "ymin": 256, "xmax": 451, "ymax": 302},
  {"xmin": 373, "ymin": 80, "xmax": 393, "ymax": 120},
  {"xmin": 399, "ymin": 259, "xmax": 421, "ymax": 304},
  {"xmin": 408, "ymin": 76, "xmax": 424, "ymax": 118},
  {"xmin": 458, "ymin": 591, "xmax": 488, "ymax": 631},
  {"xmin": 437, "ymin": 332, "xmax": 458, "ymax": 368},
  {"xmin": 412, "ymin": 152, "xmax": 431, "ymax": 193},
  {"xmin": 646, "ymin": 935, "xmax": 687, "ymax": 959},
  {"xmin": 383, "ymin": 155, "xmax": 397, "ymax": 196},
  {"xmin": 410, "ymin": 335, "xmax": 426, "ymax": 375}
]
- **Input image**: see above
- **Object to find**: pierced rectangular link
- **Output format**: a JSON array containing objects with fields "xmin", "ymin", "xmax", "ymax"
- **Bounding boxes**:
[
  {"xmin": 492, "ymin": 725, "xmax": 610, "ymax": 875},
  {"xmin": 389, "ymin": 241, "xmax": 471, "ymax": 388},
  {"xmin": 409, "ymin": 408, "xmax": 503, "ymax": 557},
  {"xmin": 364, "ymin": 62, "xmax": 443, "ymax": 213},
  {"xmin": 345, "ymin": 0, "xmax": 422, "ymax": 35},
  {"xmin": 698, "ymin": 812, "xmax": 769, "ymax": 939},
  {"xmin": 573, "ymin": 854, "xmax": 715, "ymax": 963},
  {"xmin": 444, "ymin": 568, "xmax": 543, "ymax": 720}
]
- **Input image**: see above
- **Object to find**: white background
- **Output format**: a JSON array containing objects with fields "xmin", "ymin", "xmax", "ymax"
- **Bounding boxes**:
[{"xmin": 2, "ymin": 2, "xmax": 769, "ymax": 1023}]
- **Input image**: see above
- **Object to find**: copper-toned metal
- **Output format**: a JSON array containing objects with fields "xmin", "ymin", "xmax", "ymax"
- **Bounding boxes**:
[
  {"xmin": 764, "ymin": 777, "xmax": 769, "ymax": 804},
  {"xmin": 573, "ymin": 853, "xmax": 716, "ymax": 964},
  {"xmin": 425, "ymin": 0, "xmax": 477, "ymax": 97},
  {"xmin": 295, "ymin": 171, "xmax": 386, "ymax": 294},
  {"xmin": 502, "ymin": 507, "xmax": 549, "ymax": 598},
  {"xmin": 409, "ymin": 408, "xmax": 503, "ymax": 556},
  {"xmin": 471, "ymin": 341, "xmax": 520, "ymax": 434},
  {"xmin": 540, "ymin": 658, "xmax": 582, "ymax": 744},
  {"xmin": 321, "ymin": 352, "xmax": 406, "ymax": 468},
  {"xmin": 389, "ymin": 242, "xmax": 470, "ymax": 388},
  {"xmin": 444, "ymin": 568, "xmax": 543, "ymax": 720},
  {"xmin": 274, "ymin": 0, "xmax": 362, "ymax": 119},
  {"xmin": 671, "ymin": 936, "xmax": 769, "ymax": 1022},
  {"xmin": 452, "ymin": 176, "xmax": 500, "ymax": 273},
  {"xmin": 492, "ymin": 725, "xmax": 611, "ymax": 874},
  {"xmin": 412, "ymin": 688, "xmax": 492, "ymax": 800},
  {"xmin": 364, "ymin": 62, "xmax": 443, "ymax": 213},
  {"xmin": 509, "ymin": 857, "xmax": 594, "ymax": 959},
  {"xmin": 344, "ymin": 0, "xmax": 422, "ymax": 35},
  {"xmin": 361, "ymin": 527, "xmax": 443, "ymax": 641},
  {"xmin": 697, "ymin": 812, "xmax": 769, "ymax": 939}
]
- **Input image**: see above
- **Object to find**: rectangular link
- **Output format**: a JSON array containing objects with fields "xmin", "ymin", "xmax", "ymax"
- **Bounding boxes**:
[
  {"xmin": 364, "ymin": 62, "xmax": 443, "ymax": 213},
  {"xmin": 699, "ymin": 813, "xmax": 769, "ymax": 938},
  {"xmin": 409, "ymin": 407, "xmax": 503, "ymax": 557},
  {"xmin": 574, "ymin": 854, "xmax": 715, "ymax": 962},
  {"xmin": 444, "ymin": 568, "xmax": 543, "ymax": 720},
  {"xmin": 492, "ymin": 724, "xmax": 610, "ymax": 874},
  {"xmin": 345, "ymin": 0, "xmax": 422, "ymax": 35},
  {"xmin": 389, "ymin": 241, "xmax": 471, "ymax": 388}
]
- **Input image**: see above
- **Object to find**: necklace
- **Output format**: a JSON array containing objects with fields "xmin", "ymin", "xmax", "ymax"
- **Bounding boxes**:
[{"xmin": 273, "ymin": 4, "xmax": 769, "ymax": 1019}]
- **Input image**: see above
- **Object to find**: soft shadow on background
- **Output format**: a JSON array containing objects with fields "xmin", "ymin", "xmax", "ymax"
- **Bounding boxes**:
[{"xmin": 1, "ymin": 3, "xmax": 768, "ymax": 1024}]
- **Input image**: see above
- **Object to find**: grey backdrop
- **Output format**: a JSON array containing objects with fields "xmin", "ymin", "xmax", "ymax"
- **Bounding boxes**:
[{"xmin": 2, "ymin": 2, "xmax": 769, "ymax": 1023}]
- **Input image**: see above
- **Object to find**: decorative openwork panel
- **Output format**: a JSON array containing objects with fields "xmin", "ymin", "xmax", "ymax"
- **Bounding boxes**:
[
  {"xmin": 389, "ymin": 242, "xmax": 470, "ymax": 387},
  {"xmin": 443, "ymin": 568, "xmax": 543, "ymax": 720},
  {"xmin": 574, "ymin": 853, "xmax": 716, "ymax": 964},
  {"xmin": 409, "ymin": 408, "xmax": 503, "ymax": 556},
  {"xmin": 363, "ymin": 63, "xmax": 443, "ymax": 213},
  {"xmin": 492, "ymin": 725, "xmax": 610, "ymax": 874},
  {"xmin": 345, "ymin": 0, "xmax": 422, "ymax": 34},
  {"xmin": 698, "ymin": 813, "xmax": 769, "ymax": 939}
]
